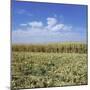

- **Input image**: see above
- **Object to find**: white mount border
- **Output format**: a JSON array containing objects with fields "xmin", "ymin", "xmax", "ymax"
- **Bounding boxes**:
[{"xmin": 17, "ymin": 0, "xmax": 88, "ymax": 5}]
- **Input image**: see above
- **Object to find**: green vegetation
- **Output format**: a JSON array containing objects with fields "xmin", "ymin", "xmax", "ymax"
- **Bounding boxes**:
[{"xmin": 11, "ymin": 43, "xmax": 88, "ymax": 89}]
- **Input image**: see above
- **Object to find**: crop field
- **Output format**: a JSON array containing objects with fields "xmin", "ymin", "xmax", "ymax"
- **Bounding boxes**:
[
  {"xmin": 11, "ymin": 43, "xmax": 88, "ymax": 89},
  {"xmin": 12, "ymin": 42, "xmax": 87, "ymax": 53}
]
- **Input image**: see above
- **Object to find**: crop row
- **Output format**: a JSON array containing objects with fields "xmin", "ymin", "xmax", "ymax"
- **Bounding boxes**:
[{"xmin": 12, "ymin": 42, "xmax": 87, "ymax": 53}]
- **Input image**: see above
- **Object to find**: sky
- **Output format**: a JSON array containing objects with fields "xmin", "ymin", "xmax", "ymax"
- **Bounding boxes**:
[{"xmin": 12, "ymin": 0, "xmax": 88, "ymax": 44}]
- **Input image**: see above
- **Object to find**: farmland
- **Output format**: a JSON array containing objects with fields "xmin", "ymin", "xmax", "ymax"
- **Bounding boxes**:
[
  {"xmin": 12, "ymin": 42, "xmax": 87, "ymax": 53},
  {"xmin": 11, "ymin": 43, "xmax": 88, "ymax": 89}
]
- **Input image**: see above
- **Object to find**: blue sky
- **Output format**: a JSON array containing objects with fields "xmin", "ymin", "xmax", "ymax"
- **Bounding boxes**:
[{"xmin": 12, "ymin": 0, "xmax": 87, "ymax": 44}]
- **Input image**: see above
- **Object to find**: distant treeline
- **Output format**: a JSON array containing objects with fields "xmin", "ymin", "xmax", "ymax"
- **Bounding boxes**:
[{"xmin": 12, "ymin": 42, "xmax": 87, "ymax": 53}]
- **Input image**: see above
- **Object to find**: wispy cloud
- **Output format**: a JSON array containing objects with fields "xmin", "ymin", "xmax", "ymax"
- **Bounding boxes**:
[
  {"xmin": 20, "ymin": 23, "xmax": 28, "ymax": 26},
  {"xmin": 17, "ymin": 9, "xmax": 26, "ymax": 14},
  {"xmin": 16, "ymin": 9, "xmax": 33, "ymax": 17},
  {"xmin": 29, "ymin": 21, "xmax": 43, "ymax": 28}
]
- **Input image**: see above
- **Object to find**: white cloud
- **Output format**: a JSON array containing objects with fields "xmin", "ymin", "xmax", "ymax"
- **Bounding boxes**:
[
  {"xmin": 20, "ymin": 23, "xmax": 28, "ymax": 26},
  {"xmin": 47, "ymin": 17, "xmax": 57, "ymax": 27},
  {"xmin": 45, "ymin": 17, "xmax": 72, "ymax": 32},
  {"xmin": 17, "ymin": 17, "xmax": 73, "ymax": 34},
  {"xmin": 12, "ymin": 17, "xmax": 86, "ymax": 44},
  {"xmin": 28, "ymin": 21, "xmax": 43, "ymax": 28},
  {"xmin": 19, "ymin": 17, "xmax": 72, "ymax": 32},
  {"xmin": 12, "ymin": 29, "xmax": 86, "ymax": 44},
  {"xmin": 51, "ymin": 24, "xmax": 64, "ymax": 31}
]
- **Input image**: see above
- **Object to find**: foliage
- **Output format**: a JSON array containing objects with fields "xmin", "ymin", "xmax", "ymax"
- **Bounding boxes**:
[
  {"xmin": 12, "ymin": 42, "xmax": 87, "ymax": 53},
  {"xmin": 11, "ymin": 52, "xmax": 88, "ymax": 89}
]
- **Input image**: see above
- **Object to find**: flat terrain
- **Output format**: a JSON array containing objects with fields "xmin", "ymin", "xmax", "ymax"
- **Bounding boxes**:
[{"xmin": 11, "ymin": 52, "xmax": 87, "ymax": 89}]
